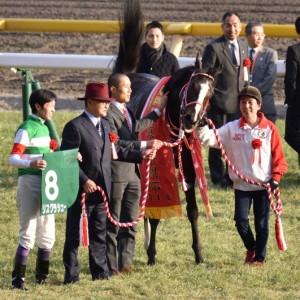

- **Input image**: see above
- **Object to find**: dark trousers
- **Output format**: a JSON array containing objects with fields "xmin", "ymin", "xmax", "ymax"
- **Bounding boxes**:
[
  {"xmin": 63, "ymin": 195, "xmax": 108, "ymax": 282},
  {"xmin": 234, "ymin": 189, "xmax": 270, "ymax": 262},
  {"xmin": 106, "ymin": 177, "xmax": 140, "ymax": 271},
  {"xmin": 207, "ymin": 109, "xmax": 240, "ymax": 183}
]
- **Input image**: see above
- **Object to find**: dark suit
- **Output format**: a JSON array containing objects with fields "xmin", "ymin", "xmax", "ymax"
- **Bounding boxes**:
[
  {"xmin": 60, "ymin": 112, "xmax": 141, "ymax": 282},
  {"xmin": 284, "ymin": 43, "xmax": 300, "ymax": 153},
  {"xmin": 250, "ymin": 46, "xmax": 278, "ymax": 123},
  {"xmin": 105, "ymin": 102, "xmax": 159, "ymax": 272},
  {"xmin": 201, "ymin": 35, "xmax": 248, "ymax": 184}
]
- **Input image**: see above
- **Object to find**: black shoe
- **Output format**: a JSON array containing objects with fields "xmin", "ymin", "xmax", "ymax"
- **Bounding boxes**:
[
  {"xmin": 63, "ymin": 278, "xmax": 80, "ymax": 285},
  {"xmin": 92, "ymin": 271, "xmax": 110, "ymax": 281},
  {"xmin": 92, "ymin": 275, "xmax": 110, "ymax": 281},
  {"xmin": 36, "ymin": 259, "xmax": 49, "ymax": 284},
  {"xmin": 36, "ymin": 278, "xmax": 47, "ymax": 285},
  {"xmin": 12, "ymin": 278, "xmax": 28, "ymax": 291},
  {"xmin": 12, "ymin": 262, "xmax": 28, "ymax": 290}
]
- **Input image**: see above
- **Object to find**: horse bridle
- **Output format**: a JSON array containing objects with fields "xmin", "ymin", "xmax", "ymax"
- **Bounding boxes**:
[
  {"xmin": 179, "ymin": 71, "xmax": 214, "ymax": 117},
  {"xmin": 177, "ymin": 71, "xmax": 214, "ymax": 137},
  {"xmin": 166, "ymin": 71, "xmax": 214, "ymax": 138}
]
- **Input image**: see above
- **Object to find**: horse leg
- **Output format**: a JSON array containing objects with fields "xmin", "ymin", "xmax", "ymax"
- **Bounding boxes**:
[
  {"xmin": 185, "ymin": 184, "xmax": 204, "ymax": 264},
  {"xmin": 144, "ymin": 218, "xmax": 160, "ymax": 266}
]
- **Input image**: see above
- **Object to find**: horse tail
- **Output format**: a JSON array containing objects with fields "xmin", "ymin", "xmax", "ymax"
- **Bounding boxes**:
[{"xmin": 113, "ymin": 0, "xmax": 144, "ymax": 74}]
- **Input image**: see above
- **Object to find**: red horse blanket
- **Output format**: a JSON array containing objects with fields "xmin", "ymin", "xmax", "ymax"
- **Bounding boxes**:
[{"xmin": 139, "ymin": 77, "xmax": 212, "ymax": 219}]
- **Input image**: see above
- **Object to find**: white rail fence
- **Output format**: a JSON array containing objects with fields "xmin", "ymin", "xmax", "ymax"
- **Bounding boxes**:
[{"xmin": 0, "ymin": 53, "xmax": 286, "ymax": 77}]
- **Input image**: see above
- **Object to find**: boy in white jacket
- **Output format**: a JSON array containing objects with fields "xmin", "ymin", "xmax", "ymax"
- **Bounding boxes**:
[{"xmin": 197, "ymin": 86, "xmax": 287, "ymax": 266}]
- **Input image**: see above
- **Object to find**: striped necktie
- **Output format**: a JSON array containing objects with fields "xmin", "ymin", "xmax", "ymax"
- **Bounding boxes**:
[
  {"xmin": 122, "ymin": 106, "xmax": 132, "ymax": 131},
  {"xmin": 249, "ymin": 48, "xmax": 255, "ymax": 72},
  {"xmin": 96, "ymin": 120, "xmax": 104, "ymax": 137}
]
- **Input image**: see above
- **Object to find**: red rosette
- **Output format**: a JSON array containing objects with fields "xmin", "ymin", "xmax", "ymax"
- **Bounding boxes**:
[
  {"xmin": 50, "ymin": 139, "xmax": 58, "ymax": 151},
  {"xmin": 243, "ymin": 58, "xmax": 251, "ymax": 67},
  {"xmin": 242, "ymin": 58, "xmax": 251, "ymax": 82},
  {"xmin": 251, "ymin": 138, "xmax": 262, "ymax": 164},
  {"xmin": 109, "ymin": 132, "xmax": 118, "ymax": 143},
  {"xmin": 109, "ymin": 132, "xmax": 118, "ymax": 159},
  {"xmin": 252, "ymin": 138, "xmax": 262, "ymax": 149}
]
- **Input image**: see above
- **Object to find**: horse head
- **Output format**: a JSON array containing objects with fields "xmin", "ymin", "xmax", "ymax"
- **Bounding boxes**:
[{"xmin": 165, "ymin": 55, "xmax": 221, "ymax": 135}]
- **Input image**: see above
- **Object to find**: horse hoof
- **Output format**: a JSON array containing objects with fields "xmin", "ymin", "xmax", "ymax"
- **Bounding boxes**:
[
  {"xmin": 195, "ymin": 257, "xmax": 204, "ymax": 264},
  {"xmin": 147, "ymin": 258, "xmax": 156, "ymax": 266}
]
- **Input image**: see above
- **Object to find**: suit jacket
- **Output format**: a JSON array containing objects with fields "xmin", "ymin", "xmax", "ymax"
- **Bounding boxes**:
[
  {"xmin": 60, "ymin": 112, "xmax": 141, "ymax": 201},
  {"xmin": 201, "ymin": 35, "xmax": 248, "ymax": 114},
  {"xmin": 105, "ymin": 102, "xmax": 159, "ymax": 182},
  {"xmin": 284, "ymin": 43, "xmax": 300, "ymax": 106},
  {"xmin": 250, "ymin": 46, "xmax": 278, "ymax": 116}
]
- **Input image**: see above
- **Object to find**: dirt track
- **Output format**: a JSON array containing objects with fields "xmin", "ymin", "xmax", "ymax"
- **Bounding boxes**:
[{"xmin": 0, "ymin": 0, "xmax": 299, "ymax": 113}]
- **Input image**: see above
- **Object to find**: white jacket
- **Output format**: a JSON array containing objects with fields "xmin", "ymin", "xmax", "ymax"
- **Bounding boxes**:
[{"xmin": 197, "ymin": 113, "xmax": 287, "ymax": 191}]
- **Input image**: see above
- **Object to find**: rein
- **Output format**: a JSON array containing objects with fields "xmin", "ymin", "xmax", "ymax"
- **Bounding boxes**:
[
  {"xmin": 164, "ymin": 70, "xmax": 214, "ymax": 192},
  {"xmin": 79, "ymin": 139, "xmax": 182, "ymax": 246},
  {"xmin": 79, "ymin": 71, "xmax": 215, "ymax": 246}
]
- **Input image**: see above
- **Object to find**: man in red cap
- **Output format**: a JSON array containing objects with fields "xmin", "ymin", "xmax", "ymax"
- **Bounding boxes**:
[{"xmin": 60, "ymin": 82, "xmax": 151, "ymax": 283}]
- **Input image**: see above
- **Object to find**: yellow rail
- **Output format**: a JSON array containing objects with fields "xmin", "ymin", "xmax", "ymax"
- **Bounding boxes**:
[{"xmin": 0, "ymin": 18, "xmax": 297, "ymax": 38}]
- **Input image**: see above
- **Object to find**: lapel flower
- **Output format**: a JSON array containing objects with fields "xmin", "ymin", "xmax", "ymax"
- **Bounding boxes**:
[
  {"xmin": 109, "ymin": 132, "xmax": 118, "ymax": 143},
  {"xmin": 251, "ymin": 138, "xmax": 262, "ymax": 164},
  {"xmin": 109, "ymin": 132, "xmax": 118, "ymax": 159},
  {"xmin": 243, "ymin": 58, "xmax": 251, "ymax": 67},
  {"xmin": 242, "ymin": 58, "xmax": 251, "ymax": 82},
  {"xmin": 50, "ymin": 139, "xmax": 58, "ymax": 151},
  {"xmin": 252, "ymin": 138, "xmax": 262, "ymax": 149}
]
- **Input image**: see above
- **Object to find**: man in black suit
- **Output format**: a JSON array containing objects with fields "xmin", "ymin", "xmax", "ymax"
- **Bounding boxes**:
[
  {"xmin": 105, "ymin": 73, "xmax": 166, "ymax": 275},
  {"xmin": 60, "ymin": 82, "xmax": 147, "ymax": 283},
  {"xmin": 284, "ymin": 16, "xmax": 300, "ymax": 154},
  {"xmin": 201, "ymin": 11, "xmax": 248, "ymax": 188}
]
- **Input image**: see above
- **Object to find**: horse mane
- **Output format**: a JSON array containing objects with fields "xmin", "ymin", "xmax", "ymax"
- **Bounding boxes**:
[
  {"xmin": 164, "ymin": 66, "xmax": 195, "ymax": 94},
  {"xmin": 164, "ymin": 52, "xmax": 203, "ymax": 94},
  {"xmin": 113, "ymin": 0, "xmax": 144, "ymax": 74}
]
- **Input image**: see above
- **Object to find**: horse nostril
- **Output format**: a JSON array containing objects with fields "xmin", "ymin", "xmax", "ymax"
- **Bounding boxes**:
[
  {"xmin": 184, "ymin": 114, "xmax": 196, "ymax": 126},
  {"xmin": 187, "ymin": 114, "xmax": 197, "ymax": 123}
]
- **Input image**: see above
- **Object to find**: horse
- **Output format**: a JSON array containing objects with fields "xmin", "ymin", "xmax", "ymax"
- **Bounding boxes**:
[{"xmin": 112, "ymin": 0, "xmax": 221, "ymax": 265}]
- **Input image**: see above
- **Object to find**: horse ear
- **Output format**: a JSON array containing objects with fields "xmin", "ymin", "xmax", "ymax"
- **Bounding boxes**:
[
  {"xmin": 195, "ymin": 52, "xmax": 202, "ymax": 69},
  {"xmin": 210, "ymin": 64, "xmax": 223, "ymax": 87}
]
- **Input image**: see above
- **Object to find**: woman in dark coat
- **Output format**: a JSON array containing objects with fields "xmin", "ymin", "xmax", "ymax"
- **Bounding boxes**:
[{"xmin": 136, "ymin": 21, "xmax": 179, "ymax": 78}]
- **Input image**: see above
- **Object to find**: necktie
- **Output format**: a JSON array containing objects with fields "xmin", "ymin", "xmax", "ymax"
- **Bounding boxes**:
[
  {"xmin": 96, "ymin": 120, "xmax": 104, "ymax": 138},
  {"xmin": 249, "ymin": 48, "xmax": 255, "ymax": 62},
  {"xmin": 230, "ymin": 43, "xmax": 238, "ymax": 65},
  {"xmin": 123, "ymin": 106, "xmax": 132, "ymax": 131},
  {"xmin": 249, "ymin": 48, "xmax": 255, "ymax": 72}
]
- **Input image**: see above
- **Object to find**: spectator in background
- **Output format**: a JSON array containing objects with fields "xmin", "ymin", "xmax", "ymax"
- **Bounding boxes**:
[
  {"xmin": 8, "ymin": 89, "xmax": 57, "ymax": 290},
  {"xmin": 284, "ymin": 16, "xmax": 300, "ymax": 154},
  {"xmin": 201, "ymin": 12, "xmax": 248, "ymax": 188},
  {"xmin": 136, "ymin": 20, "xmax": 179, "ymax": 78},
  {"xmin": 245, "ymin": 22, "xmax": 278, "ymax": 124}
]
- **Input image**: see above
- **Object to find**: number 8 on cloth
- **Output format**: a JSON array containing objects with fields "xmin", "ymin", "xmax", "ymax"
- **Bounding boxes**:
[{"xmin": 41, "ymin": 148, "xmax": 79, "ymax": 215}]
